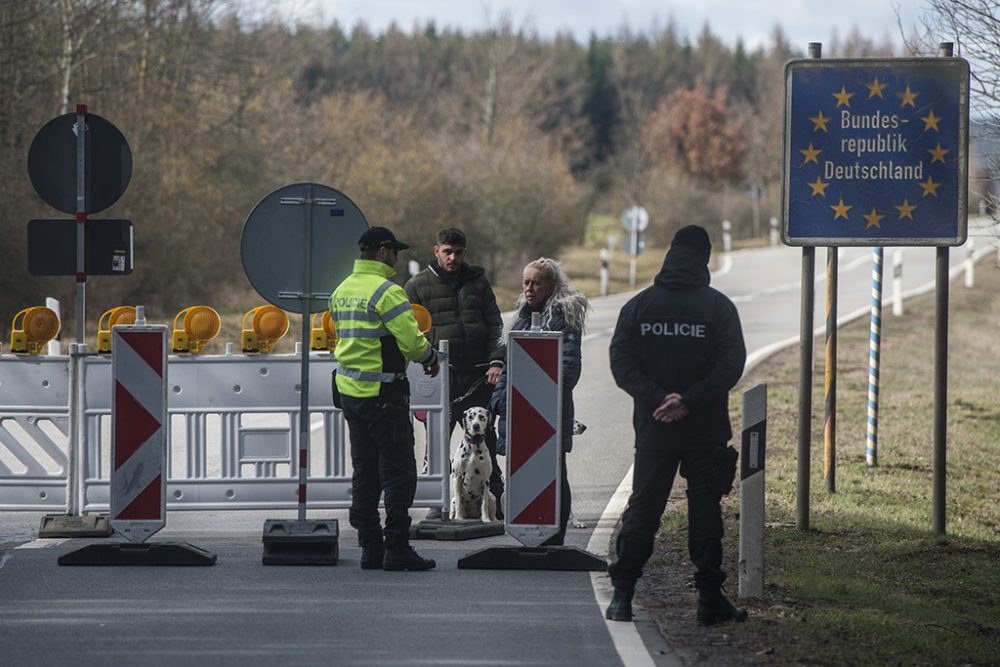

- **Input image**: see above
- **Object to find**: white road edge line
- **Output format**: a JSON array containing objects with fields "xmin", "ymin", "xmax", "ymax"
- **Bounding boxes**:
[{"xmin": 587, "ymin": 466, "xmax": 660, "ymax": 667}]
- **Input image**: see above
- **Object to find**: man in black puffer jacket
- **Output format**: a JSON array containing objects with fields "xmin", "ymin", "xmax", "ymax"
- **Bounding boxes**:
[
  {"xmin": 606, "ymin": 225, "xmax": 748, "ymax": 626},
  {"xmin": 405, "ymin": 228, "xmax": 505, "ymax": 518}
]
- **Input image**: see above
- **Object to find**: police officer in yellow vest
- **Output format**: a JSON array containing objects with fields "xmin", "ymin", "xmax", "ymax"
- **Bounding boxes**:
[{"xmin": 330, "ymin": 227, "xmax": 440, "ymax": 571}]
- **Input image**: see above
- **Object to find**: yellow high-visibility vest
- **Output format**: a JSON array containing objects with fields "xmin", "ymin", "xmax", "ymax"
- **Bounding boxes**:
[{"xmin": 329, "ymin": 259, "xmax": 433, "ymax": 398}]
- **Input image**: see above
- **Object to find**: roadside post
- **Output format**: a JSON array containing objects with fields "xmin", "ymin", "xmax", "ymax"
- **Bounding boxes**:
[
  {"xmin": 964, "ymin": 238, "xmax": 975, "ymax": 287},
  {"xmin": 622, "ymin": 205, "xmax": 648, "ymax": 289},
  {"xmin": 867, "ymin": 249, "xmax": 884, "ymax": 467},
  {"xmin": 782, "ymin": 43, "xmax": 969, "ymax": 533},
  {"xmin": 769, "ymin": 216, "xmax": 779, "ymax": 247},
  {"xmin": 59, "ymin": 308, "xmax": 216, "ymax": 565},
  {"xmin": 29, "ymin": 106, "xmax": 133, "ymax": 539},
  {"xmin": 458, "ymin": 318, "xmax": 605, "ymax": 571},
  {"xmin": 722, "ymin": 219, "xmax": 732, "ymax": 253},
  {"xmin": 892, "ymin": 251, "xmax": 904, "ymax": 316},
  {"xmin": 599, "ymin": 247, "xmax": 609, "ymax": 296},
  {"xmin": 242, "ymin": 182, "xmax": 369, "ymax": 564},
  {"xmin": 738, "ymin": 384, "xmax": 766, "ymax": 599}
]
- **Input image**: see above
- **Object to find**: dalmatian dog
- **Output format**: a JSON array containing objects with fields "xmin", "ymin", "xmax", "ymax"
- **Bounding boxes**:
[{"xmin": 450, "ymin": 406, "xmax": 498, "ymax": 522}]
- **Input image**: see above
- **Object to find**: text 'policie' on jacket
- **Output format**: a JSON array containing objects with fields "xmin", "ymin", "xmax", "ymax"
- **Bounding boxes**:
[
  {"xmin": 403, "ymin": 261, "xmax": 504, "ymax": 373},
  {"xmin": 609, "ymin": 244, "xmax": 746, "ymax": 446},
  {"xmin": 330, "ymin": 259, "xmax": 435, "ymax": 398}
]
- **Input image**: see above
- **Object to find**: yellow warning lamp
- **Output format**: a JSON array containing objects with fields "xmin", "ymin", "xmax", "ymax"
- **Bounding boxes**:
[
  {"xmin": 242, "ymin": 305, "xmax": 288, "ymax": 354},
  {"xmin": 10, "ymin": 306, "xmax": 60, "ymax": 355},
  {"xmin": 310, "ymin": 311, "xmax": 337, "ymax": 352},
  {"xmin": 172, "ymin": 306, "xmax": 222, "ymax": 354},
  {"xmin": 97, "ymin": 306, "xmax": 137, "ymax": 353},
  {"xmin": 412, "ymin": 304, "xmax": 432, "ymax": 334}
]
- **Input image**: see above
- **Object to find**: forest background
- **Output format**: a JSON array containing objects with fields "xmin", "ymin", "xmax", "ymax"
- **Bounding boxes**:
[{"xmin": 0, "ymin": 0, "xmax": 995, "ymax": 333}]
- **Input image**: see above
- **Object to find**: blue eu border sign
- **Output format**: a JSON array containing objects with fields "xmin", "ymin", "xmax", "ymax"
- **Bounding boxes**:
[{"xmin": 782, "ymin": 58, "xmax": 969, "ymax": 247}]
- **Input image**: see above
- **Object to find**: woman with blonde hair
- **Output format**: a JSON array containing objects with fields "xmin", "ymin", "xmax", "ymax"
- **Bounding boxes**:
[{"xmin": 490, "ymin": 257, "xmax": 590, "ymax": 545}]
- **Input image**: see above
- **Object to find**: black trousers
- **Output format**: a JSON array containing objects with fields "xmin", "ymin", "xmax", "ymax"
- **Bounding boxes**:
[
  {"xmin": 341, "ymin": 393, "xmax": 417, "ymax": 551},
  {"xmin": 609, "ymin": 422, "xmax": 726, "ymax": 592},
  {"xmin": 449, "ymin": 371, "xmax": 504, "ymax": 504}
]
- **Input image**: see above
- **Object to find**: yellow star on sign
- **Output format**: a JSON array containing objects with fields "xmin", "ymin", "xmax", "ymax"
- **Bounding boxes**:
[
  {"xmin": 920, "ymin": 110, "xmax": 942, "ymax": 131},
  {"xmin": 833, "ymin": 85, "xmax": 855, "ymax": 108},
  {"xmin": 864, "ymin": 208, "xmax": 885, "ymax": 229},
  {"xmin": 895, "ymin": 198, "xmax": 917, "ymax": 220},
  {"xmin": 808, "ymin": 176, "xmax": 829, "ymax": 197},
  {"xmin": 830, "ymin": 198, "xmax": 852, "ymax": 221},
  {"xmin": 928, "ymin": 142, "xmax": 950, "ymax": 164},
  {"xmin": 800, "ymin": 142, "xmax": 822, "ymax": 165},
  {"xmin": 897, "ymin": 84, "xmax": 919, "ymax": 108},
  {"xmin": 865, "ymin": 77, "xmax": 887, "ymax": 98},
  {"xmin": 810, "ymin": 110, "xmax": 830, "ymax": 132},
  {"xmin": 919, "ymin": 176, "xmax": 941, "ymax": 197}
]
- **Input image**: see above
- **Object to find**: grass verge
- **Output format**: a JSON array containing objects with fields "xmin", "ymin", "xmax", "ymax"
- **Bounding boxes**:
[{"xmin": 653, "ymin": 258, "xmax": 1000, "ymax": 665}]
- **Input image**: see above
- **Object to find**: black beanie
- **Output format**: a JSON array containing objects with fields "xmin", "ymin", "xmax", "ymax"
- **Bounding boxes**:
[{"xmin": 671, "ymin": 225, "xmax": 712, "ymax": 259}]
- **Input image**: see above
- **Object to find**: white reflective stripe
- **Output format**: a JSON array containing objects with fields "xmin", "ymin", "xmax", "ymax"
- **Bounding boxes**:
[
  {"xmin": 382, "ymin": 301, "xmax": 411, "ymax": 322},
  {"xmin": 114, "ymin": 334, "xmax": 164, "ymax": 419},
  {"xmin": 337, "ymin": 327, "xmax": 389, "ymax": 338},
  {"xmin": 114, "ymin": 427, "xmax": 164, "ymax": 514},
  {"xmin": 332, "ymin": 309, "xmax": 379, "ymax": 323},
  {"xmin": 510, "ymin": 341, "xmax": 559, "ymax": 425},
  {"xmin": 336, "ymin": 366, "xmax": 399, "ymax": 382},
  {"xmin": 369, "ymin": 281, "xmax": 395, "ymax": 317},
  {"xmin": 507, "ymin": 435, "xmax": 558, "ymax": 521}
]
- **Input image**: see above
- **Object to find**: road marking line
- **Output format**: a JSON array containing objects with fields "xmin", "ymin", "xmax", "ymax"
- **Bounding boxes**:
[{"xmin": 16, "ymin": 538, "xmax": 68, "ymax": 549}]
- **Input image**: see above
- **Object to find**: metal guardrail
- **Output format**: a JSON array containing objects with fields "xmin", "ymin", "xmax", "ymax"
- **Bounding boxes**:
[{"xmin": 0, "ymin": 345, "xmax": 451, "ymax": 513}]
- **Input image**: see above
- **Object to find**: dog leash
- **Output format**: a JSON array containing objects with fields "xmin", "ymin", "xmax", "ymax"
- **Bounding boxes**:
[{"xmin": 450, "ymin": 375, "xmax": 488, "ymax": 406}]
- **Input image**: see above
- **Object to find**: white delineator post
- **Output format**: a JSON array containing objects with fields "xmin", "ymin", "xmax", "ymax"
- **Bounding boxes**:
[
  {"xmin": 965, "ymin": 239, "xmax": 975, "ymax": 288},
  {"xmin": 892, "ymin": 251, "xmax": 904, "ymax": 317},
  {"xmin": 722, "ymin": 219, "xmax": 732, "ymax": 253},
  {"xmin": 769, "ymin": 216, "xmax": 779, "ymax": 247},
  {"xmin": 599, "ymin": 248, "xmax": 609, "ymax": 296},
  {"xmin": 738, "ymin": 383, "xmax": 766, "ymax": 599}
]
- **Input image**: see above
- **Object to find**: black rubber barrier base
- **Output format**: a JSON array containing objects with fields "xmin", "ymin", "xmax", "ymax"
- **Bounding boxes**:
[
  {"xmin": 262, "ymin": 519, "xmax": 339, "ymax": 565},
  {"xmin": 58, "ymin": 542, "xmax": 217, "ymax": 566},
  {"xmin": 410, "ymin": 518, "xmax": 506, "ymax": 541},
  {"xmin": 39, "ymin": 513, "xmax": 112, "ymax": 538},
  {"xmin": 457, "ymin": 545, "xmax": 608, "ymax": 571}
]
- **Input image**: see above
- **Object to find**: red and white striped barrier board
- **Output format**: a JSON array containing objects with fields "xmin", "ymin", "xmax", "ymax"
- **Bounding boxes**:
[
  {"xmin": 505, "ymin": 330, "xmax": 562, "ymax": 547},
  {"xmin": 110, "ymin": 324, "xmax": 168, "ymax": 543}
]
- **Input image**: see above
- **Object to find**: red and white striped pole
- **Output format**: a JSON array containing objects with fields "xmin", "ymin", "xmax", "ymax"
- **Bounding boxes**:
[{"xmin": 110, "ymin": 307, "xmax": 168, "ymax": 543}]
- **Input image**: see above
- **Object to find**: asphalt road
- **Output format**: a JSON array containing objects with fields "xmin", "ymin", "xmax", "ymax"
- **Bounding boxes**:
[{"xmin": 1, "ymin": 221, "xmax": 995, "ymax": 666}]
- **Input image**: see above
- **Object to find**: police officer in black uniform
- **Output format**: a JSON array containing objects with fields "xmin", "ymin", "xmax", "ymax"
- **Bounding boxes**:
[{"xmin": 606, "ymin": 225, "xmax": 748, "ymax": 625}]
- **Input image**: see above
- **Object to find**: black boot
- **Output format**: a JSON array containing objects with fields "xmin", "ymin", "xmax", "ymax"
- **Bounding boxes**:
[
  {"xmin": 696, "ymin": 591, "xmax": 748, "ymax": 626},
  {"xmin": 360, "ymin": 545, "xmax": 384, "ymax": 569},
  {"xmin": 605, "ymin": 587, "xmax": 634, "ymax": 622},
  {"xmin": 383, "ymin": 545, "xmax": 436, "ymax": 571}
]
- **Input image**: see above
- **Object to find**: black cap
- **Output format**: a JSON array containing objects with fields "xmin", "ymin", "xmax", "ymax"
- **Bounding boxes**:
[
  {"xmin": 358, "ymin": 226, "xmax": 410, "ymax": 251},
  {"xmin": 671, "ymin": 225, "xmax": 712, "ymax": 260}
]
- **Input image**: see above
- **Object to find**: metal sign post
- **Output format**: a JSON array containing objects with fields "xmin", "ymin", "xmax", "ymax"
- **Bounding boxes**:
[
  {"xmin": 29, "ymin": 106, "xmax": 132, "ymax": 539},
  {"xmin": 782, "ymin": 44, "xmax": 969, "ymax": 533},
  {"xmin": 241, "ymin": 182, "xmax": 369, "ymax": 565},
  {"xmin": 622, "ymin": 205, "xmax": 648, "ymax": 289}
]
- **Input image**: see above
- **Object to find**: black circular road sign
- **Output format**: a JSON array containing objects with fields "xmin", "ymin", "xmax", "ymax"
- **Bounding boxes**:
[
  {"xmin": 27, "ymin": 112, "xmax": 132, "ymax": 215},
  {"xmin": 241, "ymin": 183, "xmax": 369, "ymax": 314}
]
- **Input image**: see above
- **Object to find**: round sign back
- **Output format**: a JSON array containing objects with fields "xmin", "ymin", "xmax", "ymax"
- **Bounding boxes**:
[
  {"xmin": 27, "ymin": 112, "xmax": 132, "ymax": 215},
  {"xmin": 240, "ymin": 183, "xmax": 369, "ymax": 314}
]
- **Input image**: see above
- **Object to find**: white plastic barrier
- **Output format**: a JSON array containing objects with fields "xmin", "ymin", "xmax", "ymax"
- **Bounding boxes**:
[{"xmin": 0, "ymin": 346, "xmax": 451, "ymax": 513}]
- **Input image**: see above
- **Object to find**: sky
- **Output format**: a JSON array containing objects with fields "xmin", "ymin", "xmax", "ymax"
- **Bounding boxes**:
[{"xmin": 248, "ymin": 0, "xmax": 928, "ymax": 51}]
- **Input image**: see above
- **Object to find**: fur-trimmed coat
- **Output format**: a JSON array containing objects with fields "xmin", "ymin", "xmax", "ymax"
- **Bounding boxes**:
[{"xmin": 490, "ymin": 290, "xmax": 589, "ymax": 454}]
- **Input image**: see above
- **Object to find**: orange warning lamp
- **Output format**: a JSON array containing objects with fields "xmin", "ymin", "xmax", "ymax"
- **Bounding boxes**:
[
  {"xmin": 172, "ymin": 306, "xmax": 221, "ymax": 354},
  {"xmin": 242, "ymin": 305, "xmax": 288, "ymax": 354},
  {"xmin": 97, "ymin": 306, "xmax": 137, "ymax": 353},
  {"xmin": 412, "ymin": 304, "xmax": 432, "ymax": 333},
  {"xmin": 310, "ymin": 311, "xmax": 337, "ymax": 352},
  {"xmin": 10, "ymin": 306, "xmax": 60, "ymax": 355}
]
